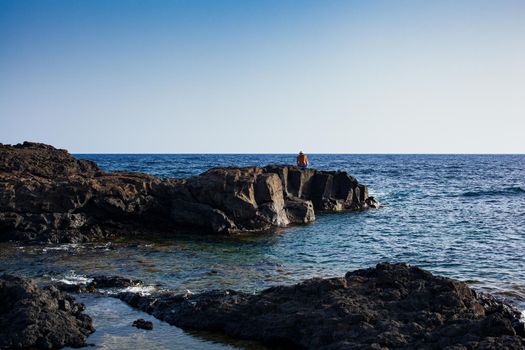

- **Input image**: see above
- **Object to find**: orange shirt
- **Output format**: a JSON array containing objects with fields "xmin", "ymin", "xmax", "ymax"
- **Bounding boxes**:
[{"xmin": 297, "ymin": 154, "xmax": 308, "ymax": 166}]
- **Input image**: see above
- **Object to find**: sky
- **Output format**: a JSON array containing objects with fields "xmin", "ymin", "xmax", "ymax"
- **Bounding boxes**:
[{"xmin": 1, "ymin": 0, "xmax": 524, "ymax": 153}]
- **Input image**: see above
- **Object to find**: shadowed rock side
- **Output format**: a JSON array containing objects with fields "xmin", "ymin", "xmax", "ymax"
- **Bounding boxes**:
[
  {"xmin": 0, "ymin": 275, "xmax": 94, "ymax": 349},
  {"xmin": 0, "ymin": 142, "xmax": 379, "ymax": 243},
  {"xmin": 119, "ymin": 263, "xmax": 525, "ymax": 350}
]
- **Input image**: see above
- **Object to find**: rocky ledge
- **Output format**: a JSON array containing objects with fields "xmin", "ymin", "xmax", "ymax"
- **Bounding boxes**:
[
  {"xmin": 0, "ymin": 142, "xmax": 379, "ymax": 243},
  {"xmin": 119, "ymin": 263, "xmax": 525, "ymax": 350},
  {"xmin": 0, "ymin": 274, "xmax": 94, "ymax": 349}
]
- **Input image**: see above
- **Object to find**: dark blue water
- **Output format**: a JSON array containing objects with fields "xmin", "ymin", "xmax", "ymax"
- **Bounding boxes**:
[{"xmin": 1, "ymin": 154, "xmax": 524, "ymax": 349}]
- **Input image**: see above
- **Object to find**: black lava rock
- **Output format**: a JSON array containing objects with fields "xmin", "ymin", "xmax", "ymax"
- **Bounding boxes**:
[
  {"xmin": 118, "ymin": 263, "xmax": 525, "ymax": 350},
  {"xmin": 0, "ymin": 274, "xmax": 94, "ymax": 349},
  {"xmin": 0, "ymin": 142, "xmax": 378, "ymax": 243}
]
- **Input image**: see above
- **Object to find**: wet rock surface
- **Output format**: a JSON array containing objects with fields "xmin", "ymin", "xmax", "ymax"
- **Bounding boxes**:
[
  {"xmin": 0, "ymin": 142, "xmax": 379, "ymax": 243},
  {"xmin": 118, "ymin": 263, "xmax": 525, "ymax": 350},
  {"xmin": 0, "ymin": 274, "xmax": 94, "ymax": 349}
]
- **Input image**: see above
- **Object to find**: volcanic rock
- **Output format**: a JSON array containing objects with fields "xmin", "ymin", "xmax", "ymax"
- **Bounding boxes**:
[
  {"xmin": 0, "ymin": 274, "xmax": 94, "ymax": 349},
  {"xmin": 132, "ymin": 318, "xmax": 153, "ymax": 330},
  {"xmin": 118, "ymin": 263, "xmax": 525, "ymax": 350},
  {"xmin": 0, "ymin": 142, "xmax": 379, "ymax": 243}
]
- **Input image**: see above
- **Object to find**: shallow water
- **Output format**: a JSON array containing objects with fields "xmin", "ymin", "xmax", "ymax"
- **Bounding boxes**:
[
  {"xmin": 62, "ymin": 295, "xmax": 266, "ymax": 350},
  {"xmin": 1, "ymin": 154, "xmax": 524, "ymax": 348}
]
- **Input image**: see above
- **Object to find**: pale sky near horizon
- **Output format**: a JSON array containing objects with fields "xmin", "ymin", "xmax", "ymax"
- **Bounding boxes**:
[{"xmin": 1, "ymin": 0, "xmax": 524, "ymax": 153}]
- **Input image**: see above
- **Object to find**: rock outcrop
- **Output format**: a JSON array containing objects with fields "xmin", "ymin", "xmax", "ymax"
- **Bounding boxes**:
[
  {"xmin": 0, "ymin": 274, "xmax": 94, "ymax": 349},
  {"xmin": 119, "ymin": 263, "xmax": 525, "ymax": 350},
  {"xmin": 0, "ymin": 142, "xmax": 378, "ymax": 243}
]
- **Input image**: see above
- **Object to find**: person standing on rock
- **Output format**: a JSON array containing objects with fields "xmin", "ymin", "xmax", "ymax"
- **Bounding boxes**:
[{"xmin": 297, "ymin": 151, "xmax": 309, "ymax": 168}]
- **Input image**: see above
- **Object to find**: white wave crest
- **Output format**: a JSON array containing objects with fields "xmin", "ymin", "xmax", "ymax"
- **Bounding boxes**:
[
  {"xmin": 51, "ymin": 271, "xmax": 93, "ymax": 285},
  {"xmin": 42, "ymin": 244, "xmax": 79, "ymax": 253},
  {"xmin": 122, "ymin": 285, "xmax": 156, "ymax": 296}
]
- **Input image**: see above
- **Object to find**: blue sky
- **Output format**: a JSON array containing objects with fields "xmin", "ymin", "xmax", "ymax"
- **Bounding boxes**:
[{"xmin": 1, "ymin": 0, "xmax": 524, "ymax": 153}]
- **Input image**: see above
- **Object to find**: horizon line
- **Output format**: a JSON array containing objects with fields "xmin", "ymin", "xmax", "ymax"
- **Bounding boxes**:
[{"xmin": 73, "ymin": 152, "xmax": 525, "ymax": 155}]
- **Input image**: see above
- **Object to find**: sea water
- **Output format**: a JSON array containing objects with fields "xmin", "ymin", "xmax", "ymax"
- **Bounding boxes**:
[{"xmin": 1, "ymin": 154, "xmax": 524, "ymax": 349}]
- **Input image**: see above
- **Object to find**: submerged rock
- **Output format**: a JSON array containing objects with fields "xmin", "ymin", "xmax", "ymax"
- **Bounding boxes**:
[
  {"xmin": 55, "ymin": 275, "xmax": 144, "ymax": 294},
  {"xmin": 0, "ymin": 142, "xmax": 379, "ymax": 243},
  {"xmin": 90, "ymin": 275, "xmax": 144, "ymax": 289},
  {"xmin": 0, "ymin": 274, "xmax": 94, "ymax": 349},
  {"xmin": 132, "ymin": 318, "xmax": 153, "ymax": 330},
  {"xmin": 118, "ymin": 263, "xmax": 525, "ymax": 350}
]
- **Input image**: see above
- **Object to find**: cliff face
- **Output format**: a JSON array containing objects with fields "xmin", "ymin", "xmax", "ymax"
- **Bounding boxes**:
[{"xmin": 0, "ymin": 142, "xmax": 379, "ymax": 243}]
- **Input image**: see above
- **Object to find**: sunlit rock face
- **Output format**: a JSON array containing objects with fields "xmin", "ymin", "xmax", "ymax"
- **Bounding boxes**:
[{"xmin": 0, "ymin": 142, "xmax": 379, "ymax": 243}]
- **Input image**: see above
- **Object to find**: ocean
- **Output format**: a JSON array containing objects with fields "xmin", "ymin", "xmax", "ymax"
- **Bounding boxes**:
[{"xmin": 1, "ymin": 154, "xmax": 524, "ymax": 349}]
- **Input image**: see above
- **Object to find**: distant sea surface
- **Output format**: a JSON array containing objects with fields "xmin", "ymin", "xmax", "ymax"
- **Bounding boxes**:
[{"xmin": 1, "ymin": 154, "xmax": 524, "ymax": 349}]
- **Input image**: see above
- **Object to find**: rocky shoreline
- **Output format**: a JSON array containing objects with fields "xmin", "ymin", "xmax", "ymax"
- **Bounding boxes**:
[
  {"xmin": 2, "ymin": 142, "xmax": 524, "ymax": 349},
  {"xmin": 0, "ymin": 142, "xmax": 379, "ymax": 243},
  {"xmin": 2, "ymin": 264, "xmax": 523, "ymax": 349},
  {"xmin": 118, "ymin": 263, "xmax": 525, "ymax": 349},
  {"xmin": 0, "ymin": 274, "xmax": 94, "ymax": 349}
]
